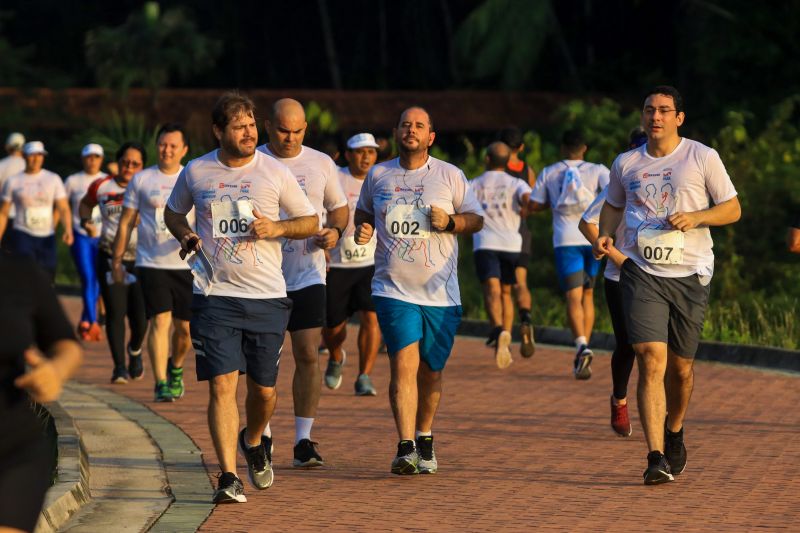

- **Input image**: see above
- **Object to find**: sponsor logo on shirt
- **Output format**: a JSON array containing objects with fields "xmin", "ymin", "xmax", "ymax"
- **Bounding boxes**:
[{"xmin": 219, "ymin": 182, "xmax": 238, "ymax": 189}]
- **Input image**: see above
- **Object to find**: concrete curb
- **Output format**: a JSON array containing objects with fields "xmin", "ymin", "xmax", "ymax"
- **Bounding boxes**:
[{"xmin": 34, "ymin": 401, "xmax": 91, "ymax": 533}]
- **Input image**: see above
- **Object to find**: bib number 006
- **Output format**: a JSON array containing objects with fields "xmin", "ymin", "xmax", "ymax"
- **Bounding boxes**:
[{"xmin": 211, "ymin": 200, "xmax": 255, "ymax": 239}]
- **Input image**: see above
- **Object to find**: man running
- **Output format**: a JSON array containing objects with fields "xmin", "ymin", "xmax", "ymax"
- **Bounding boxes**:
[
  {"xmin": 354, "ymin": 106, "xmax": 484, "ymax": 475},
  {"xmin": 165, "ymin": 92, "xmax": 317, "ymax": 502},
  {"xmin": 0, "ymin": 132, "xmax": 25, "ymax": 251},
  {"xmin": 0, "ymin": 141, "xmax": 73, "ymax": 279},
  {"xmin": 65, "ymin": 143, "xmax": 107, "ymax": 341},
  {"xmin": 322, "ymin": 133, "xmax": 381, "ymax": 396},
  {"xmin": 471, "ymin": 141, "xmax": 533, "ymax": 369},
  {"xmin": 258, "ymin": 98, "xmax": 348, "ymax": 468},
  {"xmin": 113, "ymin": 124, "xmax": 193, "ymax": 402},
  {"xmin": 594, "ymin": 85, "xmax": 740, "ymax": 484},
  {"xmin": 530, "ymin": 129, "xmax": 610, "ymax": 379},
  {"xmin": 788, "ymin": 212, "xmax": 800, "ymax": 254}
]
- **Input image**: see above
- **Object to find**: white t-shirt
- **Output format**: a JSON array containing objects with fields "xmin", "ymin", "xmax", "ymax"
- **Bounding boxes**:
[
  {"xmin": 531, "ymin": 159, "xmax": 610, "ymax": 247},
  {"xmin": 329, "ymin": 166, "xmax": 376, "ymax": 269},
  {"xmin": 85, "ymin": 176, "xmax": 137, "ymax": 259},
  {"xmin": 356, "ymin": 156, "xmax": 485, "ymax": 307},
  {"xmin": 0, "ymin": 155, "xmax": 25, "ymax": 219},
  {"xmin": 1, "ymin": 170, "xmax": 66, "ymax": 237},
  {"xmin": 606, "ymin": 139, "xmax": 738, "ymax": 278},
  {"xmin": 124, "ymin": 165, "xmax": 195, "ymax": 270},
  {"xmin": 257, "ymin": 145, "xmax": 347, "ymax": 290},
  {"xmin": 471, "ymin": 170, "xmax": 532, "ymax": 252},
  {"xmin": 167, "ymin": 149, "xmax": 316, "ymax": 299},
  {"xmin": 581, "ymin": 188, "xmax": 625, "ymax": 282},
  {"xmin": 64, "ymin": 171, "xmax": 106, "ymax": 237}
]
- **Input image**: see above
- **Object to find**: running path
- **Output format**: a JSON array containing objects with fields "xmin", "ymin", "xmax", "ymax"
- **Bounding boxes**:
[{"xmin": 61, "ymin": 296, "xmax": 800, "ymax": 531}]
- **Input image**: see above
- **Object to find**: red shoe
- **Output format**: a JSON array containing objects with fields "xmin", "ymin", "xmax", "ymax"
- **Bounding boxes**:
[
  {"xmin": 77, "ymin": 321, "xmax": 92, "ymax": 341},
  {"xmin": 610, "ymin": 396, "xmax": 632, "ymax": 437},
  {"xmin": 88, "ymin": 322, "xmax": 103, "ymax": 342}
]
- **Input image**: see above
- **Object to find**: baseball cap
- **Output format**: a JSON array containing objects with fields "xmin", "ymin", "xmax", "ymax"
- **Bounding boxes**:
[
  {"xmin": 5, "ymin": 132, "xmax": 25, "ymax": 150},
  {"xmin": 22, "ymin": 141, "xmax": 48, "ymax": 156},
  {"xmin": 346, "ymin": 133, "xmax": 379, "ymax": 150},
  {"xmin": 82, "ymin": 143, "xmax": 105, "ymax": 157}
]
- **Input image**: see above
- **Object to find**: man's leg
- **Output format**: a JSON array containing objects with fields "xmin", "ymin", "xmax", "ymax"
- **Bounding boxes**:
[
  {"xmin": 634, "ymin": 341, "xmax": 669, "ymax": 452},
  {"xmin": 565, "ymin": 286, "xmax": 585, "ymax": 340},
  {"xmin": 500, "ymin": 283, "xmax": 514, "ymax": 333},
  {"xmin": 665, "ymin": 351, "xmax": 695, "ymax": 432},
  {"xmin": 208, "ymin": 371, "xmax": 240, "ymax": 474},
  {"xmin": 357, "ymin": 310, "xmax": 380, "ymax": 376},
  {"xmin": 147, "ymin": 311, "xmax": 172, "ymax": 382},
  {"xmin": 416, "ymin": 362, "xmax": 442, "ymax": 434},
  {"xmin": 291, "ymin": 327, "xmax": 322, "ymax": 421},
  {"xmin": 482, "ymin": 278, "xmax": 503, "ymax": 329},
  {"xmin": 582, "ymin": 287, "xmax": 595, "ymax": 341},
  {"xmin": 244, "ymin": 376, "xmax": 277, "ymax": 446},
  {"xmin": 389, "ymin": 342, "xmax": 421, "ymax": 440},
  {"xmin": 322, "ymin": 321, "xmax": 347, "ymax": 364},
  {"xmin": 513, "ymin": 265, "xmax": 532, "ymax": 317},
  {"xmin": 171, "ymin": 318, "xmax": 192, "ymax": 368}
]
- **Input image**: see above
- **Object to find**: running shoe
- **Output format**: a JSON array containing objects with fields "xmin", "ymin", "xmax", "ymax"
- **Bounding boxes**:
[
  {"xmin": 643, "ymin": 451, "xmax": 674, "ymax": 485},
  {"xmin": 154, "ymin": 380, "xmax": 174, "ymax": 402},
  {"xmin": 416, "ymin": 435, "xmax": 437, "ymax": 474},
  {"xmin": 77, "ymin": 321, "xmax": 92, "ymax": 341},
  {"xmin": 519, "ymin": 322, "xmax": 535, "ymax": 358},
  {"xmin": 495, "ymin": 330, "xmax": 513, "ymax": 369},
  {"xmin": 485, "ymin": 325, "xmax": 502, "ymax": 347},
  {"xmin": 88, "ymin": 322, "xmax": 103, "ymax": 342},
  {"xmin": 213, "ymin": 472, "xmax": 247, "ymax": 503},
  {"xmin": 664, "ymin": 423, "xmax": 687, "ymax": 475},
  {"xmin": 167, "ymin": 358, "xmax": 185, "ymax": 399},
  {"xmin": 111, "ymin": 366, "xmax": 130, "ymax": 384},
  {"xmin": 324, "ymin": 349, "xmax": 346, "ymax": 390},
  {"xmin": 610, "ymin": 396, "xmax": 632, "ymax": 437},
  {"xmin": 238, "ymin": 428, "xmax": 274, "ymax": 489},
  {"xmin": 354, "ymin": 374, "xmax": 377, "ymax": 396},
  {"xmin": 391, "ymin": 440, "xmax": 419, "ymax": 475},
  {"xmin": 128, "ymin": 346, "xmax": 144, "ymax": 380},
  {"xmin": 293, "ymin": 439, "xmax": 324, "ymax": 467},
  {"xmin": 573, "ymin": 345, "xmax": 593, "ymax": 380}
]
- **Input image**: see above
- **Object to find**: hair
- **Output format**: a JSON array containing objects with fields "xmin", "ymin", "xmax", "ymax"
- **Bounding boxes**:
[
  {"xmin": 212, "ymin": 91, "xmax": 256, "ymax": 130},
  {"xmin": 628, "ymin": 126, "xmax": 648, "ymax": 148},
  {"xmin": 498, "ymin": 127, "xmax": 523, "ymax": 150},
  {"xmin": 486, "ymin": 142, "xmax": 511, "ymax": 169},
  {"xmin": 116, "ymin": 141, "xmax": 147, "ymax": 166},
  {"xmin": 398, "ymin": 106, "xmax": 434, "ymax": 132},
  {"xmin": 561, "ymin": 129, "xmax": 586, "ymax": 152},
  {"xmin": 645, "ymin": 85, "xmax": 684, "ymax": 114},
  {"xmin": 156, "ymin": 122, "xmax": 190, "ymax": 149}
]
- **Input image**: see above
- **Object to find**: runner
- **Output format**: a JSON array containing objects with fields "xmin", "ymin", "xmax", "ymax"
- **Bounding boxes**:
[
  {"xmin": 0, "ymin": 132, "xmax": 25, "ymax": 251},
  {"xmin": 322, "ymin": 133, "xmax": 381, "ymax": 396},
  {"xmin": 471, "ymin": 141, "xmax": 533, "ymax": 369},
  {"xmin": 530, "ymin": 129, "xmax": 610, "ymax": 379},
  {"xmin": 79, "ymin": 142, "xmax": 148, "ymax": 384},
  {"xmin": 0, "ymin": 141, "xmax": 73, "ymax": 280},
  {"xmin": 64, "ymin": 143, "xmax": 107, "ymax": 342},
  {"xmin": 787, "ymin": 212, "xmax": 800, "ymax": 254},
  {"xmin": 498, "ymin": 127, "xmax": 536, "ymax": 356},
  {"xmin": 354, "ymin": 106, "xmax": 484, "ymax": 475},
  {"xmin": 112, "ymin": 124, "xmax": 193, "ymax": 402},
  {"xmin": 258, "ymin": 98, "xmax": 348, "ymax": 468},
  {"xmin": 594, "ymin": 85, "xmax": 740, "ymax": 484},
  {"xmin": 165, "ymin": 92, "xmax": 317, "ymax": 502}
]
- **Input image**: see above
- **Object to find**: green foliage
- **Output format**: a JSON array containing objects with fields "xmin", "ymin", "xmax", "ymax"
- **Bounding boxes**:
[
  {"xmin": 305, "ymin": 101, "xmax": 339, "ymax": 134},
  {"xmin": 64, "ymin": 111, "xmax": 160, "ymax": 165}
]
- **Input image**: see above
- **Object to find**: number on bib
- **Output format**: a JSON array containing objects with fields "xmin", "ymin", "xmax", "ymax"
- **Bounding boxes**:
[
  {"xmin": 211, "ymin": 200, "xmax": 255, "ymax": 239},
  {"xmin": 637, "ymin": 228, "xmax": 684, "ymax": 265},
  {"xmin": 385, "ymin": 204, "xmax": 431, "ymax": 239},
  {"xmin": 341, "ymin": 235, "xmax": 375, "ymax": 263},
  {"xmin": 25, "ymin": 205, "xmax": 52, "ymax": 232},
  {"xmin": 154, "ymin": 207, "xmax": 170, "ymax": 236}
]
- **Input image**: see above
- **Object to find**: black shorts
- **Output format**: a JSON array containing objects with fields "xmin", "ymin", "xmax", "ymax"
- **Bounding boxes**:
[
  {"xmin": 0, "ymin": 427, "xmax": 53, "ymax": 531},
  {"xmin": 516, "ymin": 252, "xmax": 530, "ymax": 270},
  {"xmin": 325, "ymin": 266, "xmax": 375, "ymax": 327},
  {"xmin": 190, "ymin": 295, "xmax": 291, "ymax": 387},
  {"xmin": 137, "ymin": 267, "xmax": 193, "ymax": 320},
  {"xmin": 474, "ymin": 249, "xmax": 519, "ymax": 284},
  {"xmin": 287, "ymin": 284, "xmax": 326, "ymax": 332}
]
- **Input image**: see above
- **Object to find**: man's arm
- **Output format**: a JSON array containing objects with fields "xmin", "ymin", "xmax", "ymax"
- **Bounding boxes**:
[
  {"xmin": 594, "ymin": 201, "xmax": 624, "ymax": 259},
  {"xmin": 788, "ymin": 226, "xmax": 800, "ymax": 254},
  {"xmin": 579, "ymin": 218, "xmax": 627, "ymax": 268},
  {"xmin": 668, "ymin": 196, "xmax": 741, "ymax": 231},
  {"xmin": 430, "ymin": 206, "xmax": 483, "ymax": 235},
  {"xmin": 528, "ymin": 200, "xmax": 549, "ymax": 213},
  {"xmin": 0, "ymin": 200, "xmax": 10, "ymax": 241},
  {"xmin": 251, "ymin": 209, "xmax": 318, "ymax": 240},
  {"xmin": 55, "ymin": 198, "xmax": 73, "ymax": 246},
  {"xmin": 354, "ymin": 208, "xmax": 375, "ymax": 245},
  {"xmin": 164, "ymin": 206, "xmax": 200, "ymax": 259},
  {"xmin": 110, "ymin": 207, "xmax": 138, "ymax": 282},
  {"xmin": 315, "ymin": 204, "xmax": 348, "ymax": 250}
]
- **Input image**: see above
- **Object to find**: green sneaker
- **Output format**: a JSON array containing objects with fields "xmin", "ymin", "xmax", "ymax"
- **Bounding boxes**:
[
  {"xmin": 168, "ymin": 359, "xmax": 185, "ymax": 399},
  {"xmin": 154, "ymin": 380, "xmax": 174, "ymax": 402}
]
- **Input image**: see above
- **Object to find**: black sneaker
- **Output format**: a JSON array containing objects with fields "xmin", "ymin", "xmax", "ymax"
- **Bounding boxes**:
[
  {"xmin": 111, "ymin": 366, "xmax": 130, "ymax": 384},
  {"xmin": 128, "ymin": 346, "xmax": 144, "ymax": 380},
  {"xmin": 664, "ymin": 423, "xmax": 687, "ymax": 475},
  {"xmin": 573, "ymin": 344, "xmax": 593, "ymax": 380},
  {"xmin": 237, "ymin": 428, "xmax": 274, "ymax": 489},
  {"xmin": 293, "ymin": 438, "xmax": 324, "ymax": 467},
  {"xmin": 213, "ymin": 472, "xmax": 246, "ymax": 503},
  {"xmin": 643, "ymin": 451, "xmax": 674, "ymax": 485},
  {"xmin": 391, "ymin": 439, "xmax": 419, "ymax": 475},
  {"xmin": 416, "ymin": 435, "xmax": 437, "ymax": 474},
  {"xmin": 485, "ymin": 326, "xmax": 502, "ymax": 347}
]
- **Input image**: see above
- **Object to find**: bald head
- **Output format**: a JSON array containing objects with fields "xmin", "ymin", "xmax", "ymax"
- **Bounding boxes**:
[
  {"xmin": 486, "ymin": 141, "xmax": 511, "ymax": 170},
  {"xmin": 267, "ymin": 98, "xmax": 308, "ymax": 158},
  {"xmin": 271, "ymin": 98, "xmax": 306, "ymax": 122}
]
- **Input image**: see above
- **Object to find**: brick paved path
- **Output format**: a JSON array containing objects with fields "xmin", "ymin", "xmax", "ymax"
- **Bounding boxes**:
[{"xmin": 62, "ymin": 297, "xmax": 800, "ymax": 531}]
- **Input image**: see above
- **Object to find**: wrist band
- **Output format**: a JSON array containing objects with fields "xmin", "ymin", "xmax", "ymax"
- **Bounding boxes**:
[
  {"xmin": 333, "ymin": 226, "xmax": 343, "ymax": 239},
  {"xmin": 445, "ymin": 216, "xmax": 456, "ymax": 232}
]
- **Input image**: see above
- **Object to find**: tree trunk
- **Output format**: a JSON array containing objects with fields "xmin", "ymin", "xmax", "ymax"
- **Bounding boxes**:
[{"xmin": 317, "ymin": 0, "xmax": 343, "ymax": 89}]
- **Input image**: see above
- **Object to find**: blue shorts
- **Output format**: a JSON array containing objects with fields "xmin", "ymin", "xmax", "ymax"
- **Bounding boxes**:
[
  {"xmin": 9, "ymin": 229, "xmax": 56, "ymax": 277},
  {"xmin": 554, "ymin": 245, "xmax": 600, "ymax": 292},
  {"xmin": 473, "ymin": 249, "xmax": 519, "ymax": 284},
  {"xmin": 190, "ymin": 295, "xmax": 292, "ymax": 387},
  {"xmin": 373, "ymin": 296, "xmax": 462, "ymax": 372}
]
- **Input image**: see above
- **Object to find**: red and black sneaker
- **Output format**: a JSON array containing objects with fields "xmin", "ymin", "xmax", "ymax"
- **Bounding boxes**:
[{"xmin": 610, "ymin": 396, "xmax": 632, "ymax": 437}]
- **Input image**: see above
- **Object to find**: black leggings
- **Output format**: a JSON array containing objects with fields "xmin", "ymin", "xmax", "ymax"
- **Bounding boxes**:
[
  {"xmin": 605, "ymin": 278, "xmax": 636, "ymax": 400},
  {"xmin": 97, "ymin": 250, "xmax": 147, "ymax": 369}
]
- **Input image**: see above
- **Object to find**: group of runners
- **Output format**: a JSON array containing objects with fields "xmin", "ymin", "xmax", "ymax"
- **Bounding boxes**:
[{"xmin": 0, "ymin": 84, "xmax": 741, "ymax": 503}]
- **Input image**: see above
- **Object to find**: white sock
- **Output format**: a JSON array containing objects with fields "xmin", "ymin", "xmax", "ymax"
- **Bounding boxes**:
[
  {"xmin": 415, "ymin": 430, "xmax": 432, "ymax": 439},
  {"xmin": 575, "ymin": 336, "xmax": 587, "ymax": 349},
  {"xmin": 295, "ymin": 416, "xmax": 314, "ymax": 444},
  {"xmin": 262, "ymin": 423, "xmax": 272, "ymax": 438}
]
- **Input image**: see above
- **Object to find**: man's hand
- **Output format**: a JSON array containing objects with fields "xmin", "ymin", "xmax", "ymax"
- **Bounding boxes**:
[
  {"xmin": 84, "ymin": 221, "xmax": 99, "ymax": 238},
  {"xmin": 179, "ymin": 232, "xmax": 202, "ymax": 260},
  {"xmin": 354, "ymin": 222, "xmax": 373, "ymax": 245},
  {"xmin": 430, "ymin": 206, "xmax": 451, "ymax": 231},
  {"xmin": 314, "ymin": 227, "xmax": 339, "ymax": 250},
  {"xmin": 668, "ymin": 211, "xmax": 701, "ymax": 232},
  {"xmin": 62, "ymin": 230, "xmax": 74, "ymax": 246},
  {"xmin": 593, "ymin": 235, "xmax": 614, "ymax": 260},
  {"xmin": 111, "ymin": 261, "xmax": 127, "ymax": 284},
  {"xmin": 14, "ymin": 348, "xmax": 66, "ymax": 403},
  {"xmin": 251, "ymin": 208, "xmax": 283, "ymax": 240}
]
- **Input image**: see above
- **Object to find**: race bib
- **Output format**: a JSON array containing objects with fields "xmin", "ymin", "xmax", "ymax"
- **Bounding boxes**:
[
  {"xmin": 637, "ymin": 228, "xmax": 684, "ymax": 265},
  {"xmin": 25, "ymin": 205, "xmax": 52, "ymax": 232},
  {"xmin": 154, "ymin": 207, "xmax": 170, "ymax": 236},
  {"xmin": 341, "ymin": 235, "xmax": 375, "ymax": 263},
  {"xmin": 211, "ymin": 200, "xmax": 255, "ymax": 239},
  {"xmin": 91, "ymin": 205, "xmax": 102, "ymax": 226},
  {"xmin": 385, "ymin": 204, "xmax": 430, "ymax": 239}
]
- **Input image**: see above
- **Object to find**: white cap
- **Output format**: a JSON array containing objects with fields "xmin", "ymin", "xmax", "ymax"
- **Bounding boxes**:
[
  {"xmin": 22, "ymin": 141, "xmax": 48, "ymax": 156},
  {"xmin": 346, "ymin": 133, "xmax": 379, "ymax": 150},
  {"xmin": 5, "ymin": 132, "xmax": 25, "ymax": 150},
  {"xmin": 82, "ymin": 143, "xmax": 104, "ymax": 157}
]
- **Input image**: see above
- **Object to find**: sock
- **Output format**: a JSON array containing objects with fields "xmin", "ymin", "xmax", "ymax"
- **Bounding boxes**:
[
  {"xmin": 262, "ymin": 422, "xmax": 272, "ymax": 438},
  {"xmin": 295, "ymin": 416, "xmax": 314, "ymax": 444},
  {"xmin": 519, "ymin": 308, "xmax": 531, "ymax": 324},
  {"xmin": 128, "ymin": 346, "xmax": 143, "ymax": 357},
  {"xmin": 575, "ymin": 336, "xmax": 587, "ymax": 349},
  {"xmin": 415, "ymin": 430, "xmax": 432, "ymax": 439}
]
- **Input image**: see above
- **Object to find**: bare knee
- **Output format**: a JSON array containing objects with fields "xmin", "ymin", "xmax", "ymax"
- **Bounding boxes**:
[
  {"xmin": 248, "ymin": 383, "xmax": 276, "ymax": 403},
  {"xmin": 209, "ymin": 373, "xmax": 238, "ymax": 399}
]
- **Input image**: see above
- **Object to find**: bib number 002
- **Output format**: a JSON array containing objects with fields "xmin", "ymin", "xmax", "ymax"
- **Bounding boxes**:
[
  {"xmin": 211, "ymin": 200, "xmax": 255, "ymax": 239},
  {"xmin": 385, "ymin": 204, "xmax": 431, "ymax": 239}
]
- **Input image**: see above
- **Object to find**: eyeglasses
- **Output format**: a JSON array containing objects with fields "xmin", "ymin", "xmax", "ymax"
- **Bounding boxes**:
[
  {"xmin": 119, "ymin": 159, "xmax": 142, "ymax": 169},
  {"xmin": 643, "ymin": 106, "xmax": 678, "ymax": 116}
]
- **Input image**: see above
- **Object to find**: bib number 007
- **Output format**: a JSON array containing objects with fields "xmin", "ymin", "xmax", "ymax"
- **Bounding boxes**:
[
  {"xmin": 641, "ymin": 245, "xmax": 674, "ymax": 262},
  {"xmin": 636, "ymin": 228, "xmax": 684, "ymax": 265}
]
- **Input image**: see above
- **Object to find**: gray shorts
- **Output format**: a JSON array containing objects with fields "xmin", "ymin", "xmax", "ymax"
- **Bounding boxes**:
[
  {"xmin": 190, "ymin": 294, "xmax": 292, "ymax": 386},
  {"xmin": 619, "ymin": 260, "xmax": 710, "ymax": 358}
]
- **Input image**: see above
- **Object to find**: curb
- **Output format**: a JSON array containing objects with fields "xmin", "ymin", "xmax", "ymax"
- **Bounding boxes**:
[{"xmin": 34, "ymin": 401, "xmax": 91, "ymax": 533}]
